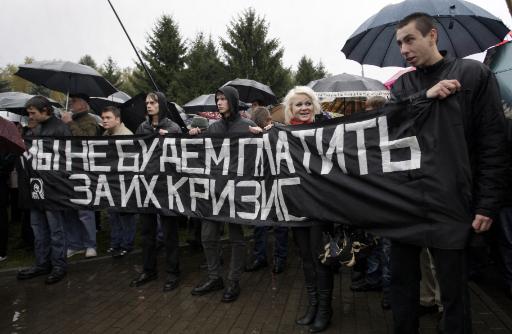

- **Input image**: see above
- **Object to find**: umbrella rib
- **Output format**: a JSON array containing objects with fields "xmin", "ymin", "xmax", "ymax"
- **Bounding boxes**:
[
  {"xmin": 360, "ymin": 25, "xmax": 388, "ymax": 66},
  {"xmin": 434, "ymin": 16, "xmax": 458, "ymax": 57}
]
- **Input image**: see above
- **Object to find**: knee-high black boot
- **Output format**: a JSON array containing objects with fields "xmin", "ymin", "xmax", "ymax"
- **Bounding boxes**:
[
  {"xmin": 296, "ymin": 285, "xmax": 318, "ymax": 325},
  {"xmin": 309, "ymin": 289, "xmax": 332, "ymax": 333}
]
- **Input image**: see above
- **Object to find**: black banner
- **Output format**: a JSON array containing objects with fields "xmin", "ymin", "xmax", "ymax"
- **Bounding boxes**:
[{"xmin": 20, "ymin": 99, "xmax": 473, "ymax": 249}]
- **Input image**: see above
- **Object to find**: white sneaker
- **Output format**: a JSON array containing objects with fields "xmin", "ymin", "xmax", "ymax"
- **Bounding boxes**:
[
  {"xmin": 67, "ymin": 249, "xmax": 85, "ymax": 258},
  {"xmin": 85, "ymin": 248, "xmax": 97, "ymax": 258},
  {"xmin": 0, "ymin": 256, "xmax": 7, "ymax": 262}
]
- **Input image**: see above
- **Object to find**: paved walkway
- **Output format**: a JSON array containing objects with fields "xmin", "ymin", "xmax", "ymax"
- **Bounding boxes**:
[{"xmin": 1, "ymin": 244, "xmax": 511, "ymax": 334}]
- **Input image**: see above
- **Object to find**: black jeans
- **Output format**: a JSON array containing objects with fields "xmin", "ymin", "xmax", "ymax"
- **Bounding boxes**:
[
  {"xmin": 292, "ymin": 224, "xmax": 333, "ymax": 290},
  {"xmin": 140, "ymin": 214, "xmax": 180, "ymax": 278},
  {"xmin": 390, "ymin": 241, "xmax": 471, "ymax": 334}
]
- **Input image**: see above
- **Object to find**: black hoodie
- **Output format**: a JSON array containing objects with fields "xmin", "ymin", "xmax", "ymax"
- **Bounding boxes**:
[
  {"xmin": 207, "ymin": 86, "xmax": 256, "ymax": 134},
  {"xmin": 136, "ymin": 91, "xmax": 182, "ymax": 135}
]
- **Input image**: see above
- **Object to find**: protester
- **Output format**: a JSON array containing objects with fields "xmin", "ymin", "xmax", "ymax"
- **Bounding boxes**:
[
  {"xmin": 61, "ymin": 93, "xmax": 99, "ymax": 258},
  {"xmin": 190, "ymin": 86, "xmax": 257, "ymax": 303},
  {"xmin": 390, "ymin": 12, "xmax": 508, "ymax": 333},
  {"xmin": 100, "ymin": 106, "xmax": 138, "ymax": 258},
  {"xmin": 129, "ymin": 92, "xmax": 182, "ymax": 292},
  {"xmin": 496, "ymin": 117, "xmax": 512, "ymax": 299},
  {"xmin": 17, "ymin": 95, "xmax": 71, "ymax": 284},
  {"xmin": 245, "ymin": 106, "xmax": 288, "ymax": 274},
  {"xmin": 0, "ymin": 152, "xmax": 16, "ymax": 262},
  {"xmin": 279, "ymin": 86, "xmax": 334, "ymax": 332}
]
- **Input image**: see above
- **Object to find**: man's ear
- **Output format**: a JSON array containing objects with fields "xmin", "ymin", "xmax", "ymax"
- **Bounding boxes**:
[{"xmin": 429, "ymin": 28, "xmax": 438, "ymax": 45}]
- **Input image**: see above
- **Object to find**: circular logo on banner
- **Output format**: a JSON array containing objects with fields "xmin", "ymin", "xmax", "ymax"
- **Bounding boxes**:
[{"xmin": 30, "ymin": 178, "xmax": 45, "ymax": 200}]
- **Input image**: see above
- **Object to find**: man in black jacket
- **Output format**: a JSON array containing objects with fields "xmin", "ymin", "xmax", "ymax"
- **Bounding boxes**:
[
  {"xmin": 190, "ymin": 86, "xmax": 257, "ymax": 302},
  {"xmin": 390, "ymin": 13, "xmax": 508, "ymax": 334},
  {"xmin": 17, "ymin": 96, "xmax": 71, "ymax": 285}
]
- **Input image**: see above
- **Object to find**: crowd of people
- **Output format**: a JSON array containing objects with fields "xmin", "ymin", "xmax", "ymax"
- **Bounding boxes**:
[{"xmin": 1, "ymin": 12, "xmax": 512, "ymax": 334}]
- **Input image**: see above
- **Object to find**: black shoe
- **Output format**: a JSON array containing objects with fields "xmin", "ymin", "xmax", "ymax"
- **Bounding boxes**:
[
  {"xmin": 191, "ymin": 277, "xmax": 224, "ymax": 296},
  {"xmin": 245, "ymin": 259, "xmax": 268, "ymax": 272},
  {"xmin": 45, "ymin": 268, "xmax": 66, "ymax": 285},
  {"xmin": 418, "ymin": 304, "xmax": 439, "ymax": 317},
  {"xmin": 221, "ymin": 281, "xmax": 240, "ymax": 303},
  {"xmin": 163, "ymin": 275, "xmax": 180, "ymax": 292},
  {"xmin": 112, "ymin": 249, "xmax": 129, "ymax": 258},
  {"xmin": 130, "ymin": 272, "xmax": 157, "ymax": 287},
  {"xmin": 272, "ymin": 258, "xmax": 286, "ymax": 274},
  {"xmin": 17, "ymin": 266, "xmax": 51, "ymax": 280},
  {"xmin": 309, "ymin": 289, "xmax": 332, "ymax": 333},
  {"xmin": 296, "ymin": 286, "xmax": 318, "ymax": 326}
]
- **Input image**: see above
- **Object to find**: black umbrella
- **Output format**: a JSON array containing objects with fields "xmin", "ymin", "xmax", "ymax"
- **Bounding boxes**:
[
  {"xmin": 89, "ymin": 91, "xmax": 131, "ymax": 114},
  {"xmin": 15, "ymin": 60, "xmax": 117, "ymax": 97},
  {"xmin": 183, "ymin": 94, "xmax": 217, "ymax": 113},
  {"xmin": 183, "ymin": 93, "xmax": 251, "ymax": 114},
  {"xmin": 223, "ymin": 78, "xmax": 278, "ymax": 105},
  {"xmin": 0, "ymin": 91, "xmax": 62, "ymax": 116},
  {"xmin": 307, "ymin": 73, "xmax": 388, "ymax": 99},
  {"xmin": 341, "ymin": 0, "xmax": 511, "ymax": 67}
]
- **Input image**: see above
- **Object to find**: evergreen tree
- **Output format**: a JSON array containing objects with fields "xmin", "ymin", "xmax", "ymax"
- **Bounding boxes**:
[
  {"xmin": 78, "ymin": 55, "xmax": 98, "ymax": 70},
  {"xmin": 131, "ymin": 15, "xmax": 187, "ymax": 101},
  {"xmin": 100, "ymin": 56, "xmax": 123, "ymax": 88},
  {"xmin": 295, "ymin": 56, "xmax": 328, "ymax": 86},
  {"xmin": 220, "ymin": 8, "xmax": 292, "ymax": 98},
  {"xmin": 0, "ymin": 67, "xmax": 11, "ymax": 92},
  {"xmin": 180, "ymin": 33, "xmax": 229, "ymax": 103}
]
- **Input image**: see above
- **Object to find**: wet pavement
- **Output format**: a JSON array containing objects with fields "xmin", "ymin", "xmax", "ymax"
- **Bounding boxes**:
[{"xmin": 1, "ymin": 243, "xmax": 511, "ymax": 334}]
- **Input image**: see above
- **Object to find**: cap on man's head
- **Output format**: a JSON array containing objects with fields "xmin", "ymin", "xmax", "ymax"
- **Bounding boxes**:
[{"xmin": 69, "ymin": 93, "xmax": 90, "ymax": 103}]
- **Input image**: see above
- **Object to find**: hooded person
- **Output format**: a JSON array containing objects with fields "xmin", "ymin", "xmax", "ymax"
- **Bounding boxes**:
[
  {"xmin": 129, "ymin": 92, "xmax": 182, "ymax": 293},
  {"xmin": 189, "ymin": 86, "xmax": 256, "ymax": 136},
  {"xmin": 136, "ymin": 91, "xmax": 181, "ymax": 135},
  {"xmin": 190, "ymin": 86, "xmax": 256, "ymax": 303}
]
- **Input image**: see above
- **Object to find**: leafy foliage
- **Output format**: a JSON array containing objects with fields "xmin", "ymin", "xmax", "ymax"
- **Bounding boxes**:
[
  {"xmin": 295, "ymin": 56, "xmax": 328, "ymax": 86},
  {"xmin": 220, "ymin": 8, "xmax": 293, "ymax": 99},
  {"xmin": 180, "ymin": 33, "xmax": 229, "ymax": 104},
  {"xmin": 132, "ymin": 15, "xmax": 187, "ymax": 102},
  {"xmin": 78, "ymin": 54, "xmax": 98, "ymax": 70}
]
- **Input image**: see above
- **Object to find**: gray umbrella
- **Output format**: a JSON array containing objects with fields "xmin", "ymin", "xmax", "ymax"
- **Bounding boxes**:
[
  {"xmin": 341, "ymin": 0, "xmax": 511, "ymax": 67},
  {"xmin": 15, "ymin": 60, "xmax": 117, "ymax": 97},
  {"xmin": 223, "ymin": 78, "xmax": 278, "ymax": 105},
  {"xmin": 0, "ymin": 91, "xmax": 62, "ymax": 115},
  {"xmin": 307, "ymin": 73, "xmax": 388, "ymax": 100}
]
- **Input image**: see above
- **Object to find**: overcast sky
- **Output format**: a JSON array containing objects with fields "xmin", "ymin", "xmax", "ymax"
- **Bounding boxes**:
[{"xmin": 1, "ymin": 0, "xmax": 511, "ymax": 84}]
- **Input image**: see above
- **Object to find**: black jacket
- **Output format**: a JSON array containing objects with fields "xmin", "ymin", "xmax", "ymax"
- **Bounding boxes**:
[
  {"xmin": 34, "ymin": 115, "xmax": 72, "ymax": 137},
  {"xmin": 207, "ymin": 86, "xmax": 256, "ymax": 134},
  {"xmin": 391, "ymin": 55, "xmax": 508, "ymax": 220}
]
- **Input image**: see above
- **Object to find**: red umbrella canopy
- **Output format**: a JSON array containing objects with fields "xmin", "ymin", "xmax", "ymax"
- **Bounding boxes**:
[{"xmin": 0, "ymin": 117, "xmax": 26, "ymax": 154}]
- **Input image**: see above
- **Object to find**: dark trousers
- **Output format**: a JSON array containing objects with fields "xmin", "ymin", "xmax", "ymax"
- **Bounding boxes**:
[
  {"xmin": 253, "ymin": 226, "xmax": 288, "ymax": 263},
  {"xmin": 202, "ymin": 220, "xmax": 245, "ymax": 281},
  {"xmin": 140, "ymin": 214, "xmax": 179, "ymax": 278},
  {"xmin": 498, "ymin": 208, "xmax": 512, "ymax": 289},
  {"xmin": 0, "ymin": 176, "xmax": 9, "ymax": 257},
  {"xmin": 293, "ymin": 224, "xmax": 333, "ymax": 290},
  {"xmin": 390, "ymin": 241, "xmax": 471, "ymax": 334}
]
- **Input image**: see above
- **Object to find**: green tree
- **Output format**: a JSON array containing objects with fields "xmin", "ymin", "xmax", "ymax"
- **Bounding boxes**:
[
  {"xmin": 220, "ymin": 8, "xmax": 293, "ymax": 98},
  {"xmin": 131, "ymin": 15, "xmax": 187, "ymax": 101},
  {"xmin": 180, "ymin": 33, "xmax": 229, "ymax": 103},
  {"xmin": 294, "ymin": 56, "xmax": 328, "ymax": 86},
  {"xmin": 100, "ymin": 56, "xmax": 123, "ymax": 88},
  {"xmin": 78, "ymin": 54, "xmax": 98, "ymax": 70}
]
